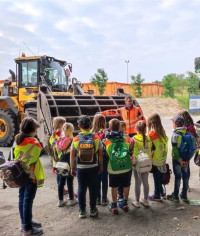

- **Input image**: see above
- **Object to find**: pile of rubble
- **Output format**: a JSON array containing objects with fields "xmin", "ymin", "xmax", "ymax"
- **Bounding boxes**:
[{"xmin": 140, "ymin": 98, "xmax": 184, "ymax": 118}]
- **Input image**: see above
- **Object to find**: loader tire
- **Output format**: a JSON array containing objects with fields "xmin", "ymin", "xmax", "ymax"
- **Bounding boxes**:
[
  {"xmin": 0, "ymin": 109, "xmax": 18, "ymax": 147},
  {"xmin": 25, "ymin": 108, "xmax": 37, "ymax": 121}
]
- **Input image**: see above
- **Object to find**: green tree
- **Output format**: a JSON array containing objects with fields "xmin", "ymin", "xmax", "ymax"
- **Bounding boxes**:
[
  {"xmin": 91, "ymin": 68, "xmax": 108, "ymax": 95},
  {"xmin": 130, "ymin": 73, "xmax": 145, "ymax": 98},
  {"xmin": 186, "ymin": 71, "xmax": 200, "ymax": 94},
  {"xmin": 173, "ymin": 74, "xmax": 187, "ymax": 95},
  {"xmin": 161, "ymin": 74, "xmax": 176, "ymax": 98}
]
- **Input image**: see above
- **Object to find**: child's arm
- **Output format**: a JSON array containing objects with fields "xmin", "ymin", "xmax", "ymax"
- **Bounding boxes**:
[
  {"xmin": 70, "ymin": 142, "xmax": 77, "ymax": 177},
  {"xmin": 98, "ymin": 148, "xmax": 103, "ymax": 174}
]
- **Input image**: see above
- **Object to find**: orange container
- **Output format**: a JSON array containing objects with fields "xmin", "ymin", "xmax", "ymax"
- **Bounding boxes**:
[{"xmin": 83, "ymin": 82, "xmax": 163, "ymax": 98}]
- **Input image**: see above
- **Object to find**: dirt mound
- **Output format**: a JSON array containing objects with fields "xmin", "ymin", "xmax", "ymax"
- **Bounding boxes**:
[{"xmin": 141, "ymin": 98, "xmax": 184, "ymax": 117}]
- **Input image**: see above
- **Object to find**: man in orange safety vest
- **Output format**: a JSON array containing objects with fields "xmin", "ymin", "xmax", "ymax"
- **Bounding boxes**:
[{"xmin": 99, "ymin": 96, "xmax": 145, "ymax": 137}]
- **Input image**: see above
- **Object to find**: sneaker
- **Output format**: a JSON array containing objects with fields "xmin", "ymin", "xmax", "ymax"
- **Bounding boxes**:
[
  {"xmin": 22, "ymin": 228, "xmax": 43, "ymax": 236},
  {"xmin": 96, "ymin": 198, "xmax": 101, "ymax": 205},
  {"xmin": 57, "ymin": 199, "xmax": 66, "ymax": 207},
  {"xmin": 102, "ymin": 198, "xmax": 109, "ymax": 206},
  {"xmin": 140, "ymin": 199, "xmax": 149, "ymax": 207},
  {"xmin": 79, "ymin": 210, "xmax": 86, "ymax": 218},
  {"xmin": 118, "ymin": 200, "xmax": 124, "ymax": 208},
  {"xmin": 160, "ymin": 193, "xmax": 166, "ymax": 200},
  {"xmin": 118, "ymin": 200, "xmax": 129, "ymax": 212},
  {"xmin": 108, "ymin": 203, "xmax": 118, "ymax": 214},
  {"xmin": 117, "ymin": 195, "xmax": 123, "ymax": 202},
  {"xmin": 21, "ymin": 222, "xmax": 42, "ymax": 232},
  {"xmin": 132, "ymin": 200, "xmax": 140, "ymax": 208},
  {"xmin": 148, "ymin": 195, "xmax": 162, "ymax": 202},
  {"xmin": 32, "ymin": 221, "xmax": 42, "ymax": 228},
  {"xmin": 69, "ymin": 198, "xmax": 78, "ymax": 206},
  {"xmin": 180, "ymin": 194, "xmax": 189, "ymax": 203},
  {"xmin": 90, "ymin": 208, "xmax": 98, "ymax": 217},
  {"xmin": 167, "ymin": 193, "xmax": 179, "ymax": 202}
]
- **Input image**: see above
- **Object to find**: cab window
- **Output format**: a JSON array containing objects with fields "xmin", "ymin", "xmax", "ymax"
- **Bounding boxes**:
[{"xmin": 21, "ymin": 61, "xmax": 38, "ymax": 87}]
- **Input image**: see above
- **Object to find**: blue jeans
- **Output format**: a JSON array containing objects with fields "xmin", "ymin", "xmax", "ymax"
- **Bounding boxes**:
[
  {"xmin": 173, "ymin": 159, "xmax": 189, "ymax": 198},
  {"xmin": 97, "ymin": 164, "xmax": 108, "ymax": 200},
  {"xmin": 152, "ymin": 165, "xmax": 164, "ymax": 198},
  {"xmin": 77, "ymin": 167, "xmax": 99, "ymax": 211},
  {"xmin": 19, "ymin": 179, "xmax": 37, "ymax": 231}
]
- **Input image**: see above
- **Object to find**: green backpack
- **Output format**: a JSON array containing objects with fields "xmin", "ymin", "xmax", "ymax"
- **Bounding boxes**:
[{"xmin": 109, "ymin": 138, "xmax": 132, "ymax": 171}]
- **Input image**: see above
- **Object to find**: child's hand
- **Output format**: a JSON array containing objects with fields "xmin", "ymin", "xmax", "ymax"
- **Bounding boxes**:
[
  {"xmin": 180, "ymin": 160, "xmax": 189, "ymax": 167},
  {"xmin": 99, "ymin": 165, "xmax": 103, "ymax": 174},
  {"xmin": 71, "ymin": 168, "xmax": 76, "ymax": 177}
]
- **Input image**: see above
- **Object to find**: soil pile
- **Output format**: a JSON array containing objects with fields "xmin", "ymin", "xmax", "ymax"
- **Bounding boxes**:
[{"xmin": 141, "ymin": 98, "xmax": 184, "ymax": 117}]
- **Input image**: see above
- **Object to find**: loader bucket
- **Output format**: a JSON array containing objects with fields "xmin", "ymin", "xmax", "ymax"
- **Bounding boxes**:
[{"xmin": 37, "ymin": 88, "xmax": 139, "ymax": 145}]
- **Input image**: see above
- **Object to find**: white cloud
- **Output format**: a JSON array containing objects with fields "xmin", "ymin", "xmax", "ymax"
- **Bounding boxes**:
[
  {"xmin": 24, "ymin": 24, "xmax": 37, "ymax": 33},
  {"xmin": 9, "ymin": 2, "xmax": 42, "ymax": 18}
]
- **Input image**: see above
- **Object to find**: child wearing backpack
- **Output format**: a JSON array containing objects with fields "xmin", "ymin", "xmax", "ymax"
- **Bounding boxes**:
[
  {"xmin": 91, "ymin": 114, "xmax": 109, "ymax": 206},
  {"xmin": 178, "ymin": 110, "xmax": 198, "ymax": 190},
  {"xmin": 105, "ymin": 118, "xmax": 132, "ymax": 214},
  {"xmin": 117, "ymin": 121, "xmax": 133, "ymax": 202},
  {"xmin": 14, "ymin": 117, "xmax": 44, "ymax": 236},
  {"xmin": 147, "ymin": 113, "xmax": 168, "ymax": 201},
  {"xmin": 167, "ymin": 115, "xmax": 191, "ymax": 202},
  {"xmin": 56, "ymin": 122, "xmax": 78, "ymax": 207},
  {"xmin": 49, "ymin": 116, "xmax": 66, "ymax": 170},
  {"xmin": 132, "ymin": 120, "xmax": 152, "ymax": 208},
  {"xmin": 70, "ymin": 115, "xmax": 103, "ymax": 218}
]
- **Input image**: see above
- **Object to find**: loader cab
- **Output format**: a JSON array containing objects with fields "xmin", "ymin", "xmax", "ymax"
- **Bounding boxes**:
[
  {"xmin": 40, "ymin": 59, "xmax": 68, "ymax": 92},
  {"xmin": 15, "ymin": 56, "xmax": 69, "ymax": 91},
  {"xmin": 14, "ymin": 55, "xmax": 70, "ymax": 107}
]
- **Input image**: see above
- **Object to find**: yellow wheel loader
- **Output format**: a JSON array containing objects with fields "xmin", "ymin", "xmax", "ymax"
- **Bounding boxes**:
[{"xmin": 0, "ymin": 53, "xmax": 139, "ymax": 147}]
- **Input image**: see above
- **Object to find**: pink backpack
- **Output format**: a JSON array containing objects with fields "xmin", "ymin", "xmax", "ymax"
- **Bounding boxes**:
[{"xmin": 56, "ymin": 137, "xmax": 72, "ymax": 152}]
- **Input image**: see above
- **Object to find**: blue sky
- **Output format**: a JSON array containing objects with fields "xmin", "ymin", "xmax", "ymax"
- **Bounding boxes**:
[{"xmin": 0, "ymin": 0, "xmax": 200, "ymax": 83}]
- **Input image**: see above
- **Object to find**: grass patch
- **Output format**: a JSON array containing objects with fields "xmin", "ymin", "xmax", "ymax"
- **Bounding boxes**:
[{"xmin": 175, "ymin": 94, "xmax": 189, "ymax": 109}]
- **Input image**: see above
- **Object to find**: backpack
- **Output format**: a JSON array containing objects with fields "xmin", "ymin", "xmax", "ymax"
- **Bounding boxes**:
[
  {"xmin": 109, "ymin": 139, "xmax": 132, "ymax": 171},
  {"xmin": 0, "ymin": 160, "xmax": 30, "ymax": 188},
  {"xmin": 175, "ymin": 131, "xmax": 197, "ymax": 161},
  {"xmin": 77, "ymin": 133, "xmax": 96, "ymax": 164},
  {"xmin": 160, "ymin": 163, "xmax": 172, "ymax": 185},
  {"xmin": 54, "ymin": 146, "xmax": 71, "ymax": 177},
  {"xmin": 135, "ymin": 151, "xmax": 152, "ymax": 174},
  {"xmin": 0, "ymin": 143, "xmax": 36, "ymax": 188}
]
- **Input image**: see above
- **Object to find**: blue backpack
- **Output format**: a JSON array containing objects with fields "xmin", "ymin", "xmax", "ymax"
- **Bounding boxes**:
[{"xmin": 175, "ymin": 131, "xmax": 197, "ymax": 161}]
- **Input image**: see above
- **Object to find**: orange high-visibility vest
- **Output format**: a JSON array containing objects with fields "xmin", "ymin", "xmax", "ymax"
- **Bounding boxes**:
[{"xmin": 100, "ymin": 106, "xmax": 145, "ymax": 135}]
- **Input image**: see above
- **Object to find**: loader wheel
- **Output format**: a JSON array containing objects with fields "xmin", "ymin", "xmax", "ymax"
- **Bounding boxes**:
[
  {"xmin": 25, "ymin": 108, "xmax": 37, "ymax": 121},
  {"xmin": 0, "ymin": 109, "xmax": 18, "ymax": 147}
]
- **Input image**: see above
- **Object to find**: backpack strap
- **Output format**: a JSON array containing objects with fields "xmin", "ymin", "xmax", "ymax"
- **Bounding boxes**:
[
  {"xmin": 174, "ymin": 130, "xmax": 184, "ymax": 136},
  {"xmin": 62, "ymin": 140, "xmax": 72, "ymax": 155}
]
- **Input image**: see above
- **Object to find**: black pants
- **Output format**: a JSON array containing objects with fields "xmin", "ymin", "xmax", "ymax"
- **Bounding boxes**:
[{"xmin": 58, "ymin": 175, "xmax": 74, "ymax": 201}]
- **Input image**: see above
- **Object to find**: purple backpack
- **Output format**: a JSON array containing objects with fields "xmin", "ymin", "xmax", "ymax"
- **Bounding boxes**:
[
  {"xmin": 160, "ymin": 163, "xmax": 172, "ymax": 185},
  {"xmin": 0, "ymin": 160, "xmax": 30, "ymax": 188},
  {"xmin": 0, "ymin": 143, "xmax": 36, "ymax": 188}
]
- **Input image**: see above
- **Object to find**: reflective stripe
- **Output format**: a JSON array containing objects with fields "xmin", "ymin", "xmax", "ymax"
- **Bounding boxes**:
[
  {"xmin": 37, "ymin": 180, "xmax": 44, "ymax": 187},
  {"xmin": 77, "ymin": 164, "xmax": 98, "ymax": 168},
  {"xmin": 152, "ymin": 160, "xmax": 166, "ymax": 167},
  {"xmin": 107, "ymin": 168, "xmax": 131, "ymax": 174}
]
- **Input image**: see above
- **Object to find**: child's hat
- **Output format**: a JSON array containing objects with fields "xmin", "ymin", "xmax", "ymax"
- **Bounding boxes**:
[
  {"xmin": 77, "ymin": 115, "xmax": 91, "ymax": 126},
  {"xmin": 172, "ymin": 115, "xmax": 184, "ymax": 126}
]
